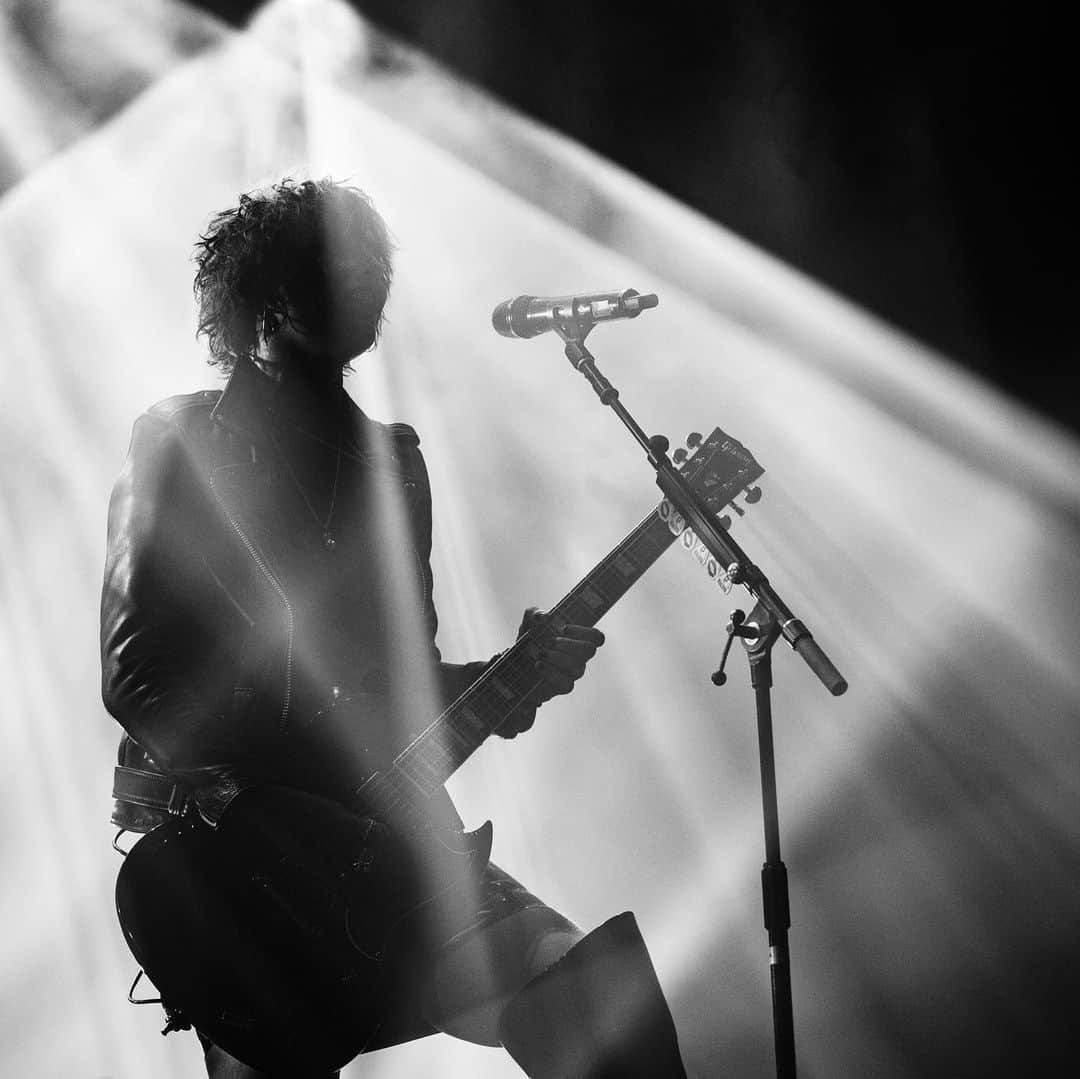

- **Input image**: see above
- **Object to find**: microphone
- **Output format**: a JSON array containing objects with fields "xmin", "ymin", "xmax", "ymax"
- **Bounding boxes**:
[{"xmin": 492, "ymin": 289, "xmax": 658, "ymax": 339}]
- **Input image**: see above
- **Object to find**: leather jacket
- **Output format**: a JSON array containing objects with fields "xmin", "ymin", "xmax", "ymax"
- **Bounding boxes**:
[{"xmin": 101, "ymin": 357, "xmax": 490, "ymax": 832}]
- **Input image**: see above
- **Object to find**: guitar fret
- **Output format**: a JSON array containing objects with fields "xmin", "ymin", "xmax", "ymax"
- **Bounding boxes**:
[
  {"xmin": 489, "ymin": 677, "xmax": 517, "ymax": 702},
  {"xmin": 550, "ymin": 512, "xmax": 675, "ymax": 628},
  {"xmin": 452, "ymin": 704, "xmax": 487, "ymax": 739},
  {"xmin": 575, "ymin": 584, "xmax": 607, "ymax": 613},
  {"xmin": 424, "ymin": 737, "xmax": 450, "ymax": 770},
  {"xmin": 390, "ymin": 507, "xmax": 687, "ymax": 798},
  {"xmin": 439, "ymin": 737, "xmax": 469, "ymax": 770},
  {"xmin": 369, "ymin": 770, "xmax": 407, "ymax": 816},
  {"xmin": 397, "ymin": 756, "xmax": 431, "ymax": 793},
  {"xmin": 440, "ymin": 719, "xmax": 474, "ymax": 753},
  {"xmin": 440, "ymin": 735, "xmax": 465, "ymax": 767}
]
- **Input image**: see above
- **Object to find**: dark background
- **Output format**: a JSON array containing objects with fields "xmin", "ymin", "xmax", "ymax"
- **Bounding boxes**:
[{"xmin": 195, "ymin": 0, "xmax": 1077, "ymax": 435}]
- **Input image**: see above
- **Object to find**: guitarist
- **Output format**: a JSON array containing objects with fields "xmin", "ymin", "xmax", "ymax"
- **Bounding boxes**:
[{"xmin": 101, "ymin": 177, "xmax": 688, "ymax": 1078}]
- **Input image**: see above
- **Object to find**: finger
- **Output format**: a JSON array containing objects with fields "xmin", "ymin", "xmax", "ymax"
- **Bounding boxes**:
[
  {"xmin": 558, "ymin": 624, "xmax": 605, "ymax": 647},
  {"xmin": 500, "ymin": 703, "xmax": 538, "ymax": 737},
  {"xmin": 510, "ymin": 708, "xmax": 538, "ymax": 734},
  {"xmin": 534, "ymin": 661, "xmax": 576, "ymax": 696},
  {"xmin": 548, "ymin": 632, "xmax": 601, "ymax": 653},
  {"xmin": 543, "ymin": 636, "xmax": 598, "ymax": 662},
  {"xmin": 538, "ymin": 647, "xmax": 592, "ymax": 677},
  {"xmin": 517, "ymin": 607, "xmax": 546, "ymax": 638},
  {"xmin": 522, "ymin": 606, "xmax": 544, "ymax": 626}
]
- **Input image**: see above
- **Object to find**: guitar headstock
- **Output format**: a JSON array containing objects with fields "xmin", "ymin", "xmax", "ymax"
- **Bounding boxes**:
[
  {"xmin": 666, "ymin": 427, "xmax": 766, "ymax": 593},
  {"xmin": 674, "ymin": 427, "xmax": 764, "ymax": 518}
]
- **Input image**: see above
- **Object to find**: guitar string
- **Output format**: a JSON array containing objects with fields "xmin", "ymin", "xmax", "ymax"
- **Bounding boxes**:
[
  {"xmin": 384, "ymin": 489, "xmax": 725, "ymax": 799},
  {"xmin": 391, "ymin": 518, "xmax": 676, "ymax": 800},
  {"xmin": 374, "ymin": 531, "xmax": 691, "ymax": 816},
  {"xmin": 395, "ymin": 513, "xmax": 673, "ymax": 781},
  {"xmin": 364, "ymin": 455, "xmax": 754, "ymax": 820}
]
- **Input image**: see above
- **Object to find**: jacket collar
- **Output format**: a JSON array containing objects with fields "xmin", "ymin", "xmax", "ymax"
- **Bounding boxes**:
[
  {"xmin": 210, "ymin": 354, "xmax": 373, "ymax": 461},
  {"xmin": 210, "ymin": 354, "xmax": 279, "ymax": 444}
]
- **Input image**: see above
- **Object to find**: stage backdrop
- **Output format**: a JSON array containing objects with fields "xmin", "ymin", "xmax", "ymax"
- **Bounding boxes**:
[{"xmin": 2, "ymin": 2, "xmax": 1078, "ymax": 1076}]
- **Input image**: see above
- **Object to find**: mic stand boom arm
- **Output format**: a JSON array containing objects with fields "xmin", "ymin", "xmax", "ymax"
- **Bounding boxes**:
[
  {"xmin": 557, "ymin": 328, "xmax": 848, "ymax": 1079},
  {"xmin": 559, "ymin": 333, "xmax": 847, "ymax": 696}
]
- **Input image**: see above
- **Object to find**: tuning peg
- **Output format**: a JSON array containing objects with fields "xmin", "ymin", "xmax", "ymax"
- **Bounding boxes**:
[
  {"xmin": 673, "ymin": 447, "xmax": 688, "ymax": 465},
  {"xmin": 718, "ymin": 514, "xmax": 732, "ymax": 530},
  {"xmin": 730, "ymin": 501, "xmax": 746, "ymax": 517},
  {"xmin": 685, "ymin": 431, "xmax": 703, "ymax": 450},
  {"xmin": 744, "ymin": 485, "xmax": 762, "ymax": 504}
]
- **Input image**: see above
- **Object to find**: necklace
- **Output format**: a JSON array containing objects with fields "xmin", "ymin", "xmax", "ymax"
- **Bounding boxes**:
[{"xmin": 268, "ymin": 401, "xmax": 345, "ymax": 551}]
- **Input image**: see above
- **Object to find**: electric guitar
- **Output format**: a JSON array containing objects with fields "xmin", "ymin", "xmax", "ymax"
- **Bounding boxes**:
[{"xmin": 115, "ymin": 427, "xmax": 764, "ymax": 1071}]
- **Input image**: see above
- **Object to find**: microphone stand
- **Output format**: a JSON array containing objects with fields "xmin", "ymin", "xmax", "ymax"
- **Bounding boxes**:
[{"xmin": 554, "ymin": 323, "xmax": 848, "ymax": 1079}]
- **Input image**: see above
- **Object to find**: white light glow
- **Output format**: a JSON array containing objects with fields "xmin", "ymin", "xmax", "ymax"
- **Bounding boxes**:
[{"xmin": 2, "ymin": 2, "xmax": 1078, "ymax": 1077}]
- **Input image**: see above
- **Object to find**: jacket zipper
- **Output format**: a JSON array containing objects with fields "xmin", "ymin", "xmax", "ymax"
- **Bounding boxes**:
[
  {"xmin": 414, "ymin": 548, "xmax": 430, "ymax": 614},
  {"xmin": 209, "ymin": 472, "xmax": 295, "ymax": 733}
]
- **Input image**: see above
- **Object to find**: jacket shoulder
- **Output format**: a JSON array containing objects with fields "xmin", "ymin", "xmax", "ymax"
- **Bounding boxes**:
[
  {"xmin": 146, "ymin": 389, "xmax": 222, "ymax": 427},
  {"xmin": 384, "ymin": 421, "xmax": 421, "ymax": 449},
  {"xmin": 118, "ymin": 391, "xmax": 222, "ymax": 480},
  {"xmin": 361, "ymin": 418, "xmax": 428, "ymax": 491}
]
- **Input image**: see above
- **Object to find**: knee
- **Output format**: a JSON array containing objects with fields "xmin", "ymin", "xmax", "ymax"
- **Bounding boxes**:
[{"xmin": 521, "ymin": 926, "xmax": 584, "ymax": 982}]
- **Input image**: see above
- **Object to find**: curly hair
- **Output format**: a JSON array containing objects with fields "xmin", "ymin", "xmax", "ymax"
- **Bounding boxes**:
[{"xmin": 193, "ymin": 178, "xmax": 394, "ymax": 371}]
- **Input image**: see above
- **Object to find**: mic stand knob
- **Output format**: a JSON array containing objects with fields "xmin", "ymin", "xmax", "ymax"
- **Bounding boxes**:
[{"xmin": 711, "ymin": 609, "xmax": 760, "ymax": 685}]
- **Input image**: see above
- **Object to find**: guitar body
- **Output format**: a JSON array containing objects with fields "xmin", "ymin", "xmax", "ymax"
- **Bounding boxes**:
[{"xmin": 116, "ymin": 786, "xmax": 492, "ymax": 1072}]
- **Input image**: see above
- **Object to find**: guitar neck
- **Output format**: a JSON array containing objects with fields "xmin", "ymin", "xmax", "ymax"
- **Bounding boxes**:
[{"xmin": 380, "ymin": 506, "xmax": 678, "ymax": 801}]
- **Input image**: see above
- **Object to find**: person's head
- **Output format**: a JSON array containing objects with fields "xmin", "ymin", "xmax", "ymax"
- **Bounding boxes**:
[{"xmin": 193, "ymin": 177, "xmax": 394, "ymax": 378}]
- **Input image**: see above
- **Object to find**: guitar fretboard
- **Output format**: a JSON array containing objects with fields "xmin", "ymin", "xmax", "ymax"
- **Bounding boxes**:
[{"xmin": 360, "ymin": 507, "xmax": 677, "ymax": 820}]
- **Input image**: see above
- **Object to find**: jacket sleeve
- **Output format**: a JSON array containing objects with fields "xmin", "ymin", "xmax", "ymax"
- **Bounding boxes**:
[
  {"xmin": 100, "ymin": 413, "xmax": 258, "ymax": 775},
  {"xmin": 393, "ymin": 427, "xmax": 495, "ymax": 709}
]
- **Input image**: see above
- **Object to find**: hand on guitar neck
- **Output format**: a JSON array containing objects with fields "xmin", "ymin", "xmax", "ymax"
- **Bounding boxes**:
[{"xmin": 495, "ymin": 607, "xmax": 606, "ymax": 739}]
